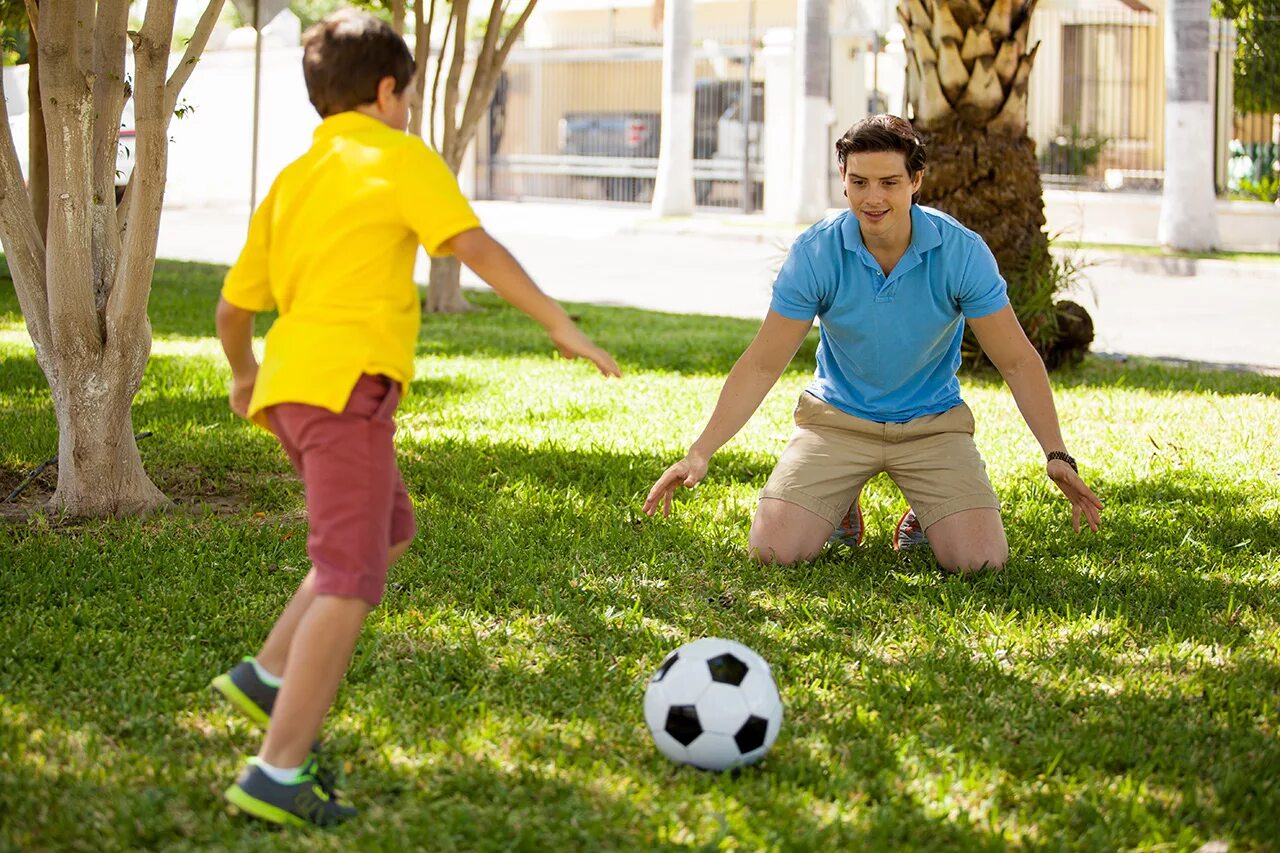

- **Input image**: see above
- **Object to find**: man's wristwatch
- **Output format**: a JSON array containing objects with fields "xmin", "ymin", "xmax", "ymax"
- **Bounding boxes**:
[{"xmin": 1046, "ymin": 451, "xmax": 1078, "ymax": 474}]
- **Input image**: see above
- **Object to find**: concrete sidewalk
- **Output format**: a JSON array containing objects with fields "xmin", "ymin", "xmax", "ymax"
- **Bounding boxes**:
[{"xmin": 157, "ymin": 198, "xmax": 1280, "ymax": 374}]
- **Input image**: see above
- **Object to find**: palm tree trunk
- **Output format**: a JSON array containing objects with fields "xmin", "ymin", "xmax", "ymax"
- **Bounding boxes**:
[
  {"xmin": 652, "ymin": 0, "xmax": 695, "ymax": 215},
  {"xmin": 790, "ymin": 0, "xmax": 830, "ymax": 222},
  {"xmin": 1158, "ymin": 0, "xmax": 1219, "ymax": 250}
]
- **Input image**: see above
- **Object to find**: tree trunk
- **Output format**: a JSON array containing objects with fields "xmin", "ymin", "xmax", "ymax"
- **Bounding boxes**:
[
  {"xmin": 425, "ymin": 255, "xmax": 475, "ymax": 313},
  {"xmin": 1158, "ymin": 0, "xmax": 1219, "ymax": 250},
  {"xmin": 916, "ymin": 121, "xmax": 1047, "ymax": 285},
  {"xmin": 790, "ymin": 0, "xmax": 831, "ymax": 223},
  {"xmin": 917, "ymin": 121, "xmax": 1091, "ymax": 366},
  {"xmin": 651, "ymin": 0, "xmax": 694, "ymax": 215},
  {"xmin": 48, "ymin": 340, "xmax": 167, "ymax": 516}
]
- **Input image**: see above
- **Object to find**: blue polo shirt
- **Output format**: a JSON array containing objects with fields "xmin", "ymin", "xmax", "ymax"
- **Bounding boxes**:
[{"xmin": 770, "ymin": 205, "xmax": 1008, "ymax": 423}]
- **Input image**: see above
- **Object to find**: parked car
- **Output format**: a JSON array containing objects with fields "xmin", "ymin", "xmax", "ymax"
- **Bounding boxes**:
[{"xmin": 557, "ymin": 79, "xmax": 764, "ymax": 202}]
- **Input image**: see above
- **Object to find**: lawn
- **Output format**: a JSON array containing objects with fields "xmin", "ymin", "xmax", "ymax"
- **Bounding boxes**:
[{"xmin": 1, "ymin": 259, "xmax": 1278, "ymax": 851}]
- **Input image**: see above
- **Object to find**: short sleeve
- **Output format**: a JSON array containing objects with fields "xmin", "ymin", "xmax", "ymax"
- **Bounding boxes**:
[
  {"xmin": 221, "ymin": 185, "xmax": 277, "ymax": 312},
  {"xmin": 956, "ymin": 238, "xmax": 1009, "ymax": 320},
  {"xmin": 398, "ymin": 141, "xmax": 483, "ymax": 257},
  {"xmin": 769, "ymin": 237, "xmax": 827, "ymax": 322}
]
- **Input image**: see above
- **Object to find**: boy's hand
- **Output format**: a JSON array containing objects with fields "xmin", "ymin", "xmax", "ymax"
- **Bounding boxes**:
[
  {"xmin": 643, "ymin": 453, "xmax": 709, "ymax": 517},
  {"xmin": 549, "ymin": 325, "xmax": 622, "ymax": 377},
  {"xmin": 229, "ymin": 371, "xmax": 258, "ymax": 419}
]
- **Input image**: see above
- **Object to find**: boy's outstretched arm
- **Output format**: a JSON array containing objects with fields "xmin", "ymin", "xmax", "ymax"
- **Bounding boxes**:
[
  {"xmin": 215, "ymin": 296, "xmax": 260, "ymax": 418},
  {"xmin": 443, "ymin": 228, "xmax": 621, "ymax": 378}
]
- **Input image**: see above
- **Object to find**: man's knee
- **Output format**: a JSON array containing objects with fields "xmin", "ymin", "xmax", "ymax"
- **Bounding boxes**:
[
  {"xmin": 934, "ymin": 542, "xmax": 1008, "ymax": 576},
  {"xmin": 748, "ymin": 508, "xmax": 826, "ymax": 566}
]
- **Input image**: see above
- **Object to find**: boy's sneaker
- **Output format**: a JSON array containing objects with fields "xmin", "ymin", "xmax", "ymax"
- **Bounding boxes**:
[
  {"xmin": 211, "ymin": 657, "xmax": 276, "ymax": 728},
  {"xmin": 827, "ymin": 496, "xmax": 865, "ymax": 548},
  {"xmin": 225, "ymin": 756, "xmax": 357, "ymax": 828},
  {"xmin": 893, "ymin": 508, "xmax": 929, "ymax": 551}
]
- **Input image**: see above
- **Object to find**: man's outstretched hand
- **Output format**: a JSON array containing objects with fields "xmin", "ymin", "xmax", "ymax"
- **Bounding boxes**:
[{"xmin": 643, "ymin": 454, "xmax": 709, "ymax": 517}]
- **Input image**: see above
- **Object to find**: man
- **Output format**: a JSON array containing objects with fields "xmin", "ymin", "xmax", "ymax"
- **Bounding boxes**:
[{"xmin": 643, "ymin": 115, "xmax": 1102, "ymax": 572}]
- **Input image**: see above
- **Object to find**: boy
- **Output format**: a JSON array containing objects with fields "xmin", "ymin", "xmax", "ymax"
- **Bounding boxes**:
[
  {"xmin": 643, "ymin": 115, "xmax": 1101, "ymax": 571},
  {"xmin": 212, "ymin": 10, "xmax": 619, "ymax": 828}
]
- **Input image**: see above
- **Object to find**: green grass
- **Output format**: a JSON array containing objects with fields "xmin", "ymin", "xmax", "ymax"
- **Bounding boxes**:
[{"xmin": 1, "ymin": 259, "xmax": 1278, "ymax": 851}]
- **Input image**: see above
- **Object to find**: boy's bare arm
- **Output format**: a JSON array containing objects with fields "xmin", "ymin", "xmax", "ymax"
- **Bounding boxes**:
[
  {"xmin": 215, "ymin": 296, "xmax": 260, "ymax": 417},
  {"xmin": 445, "ymin": 228, "xmax": 621, "ymax": 377}
]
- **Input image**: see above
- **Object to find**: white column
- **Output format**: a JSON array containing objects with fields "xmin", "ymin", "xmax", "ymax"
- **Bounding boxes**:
[
  {"xmin": 652, "ymin": 0, "xmax": 695, "ymax": 216},
  {"xmin": 1157, "ymin": 0, "xmax": 1219, "ymax": 250},
  {"xmin": 762, "ymin": 28, "xmax": 795, "ymax": 220},
  {"xmin": 790, "ymin": 0, "xmax": 832, "ymax": 224}
]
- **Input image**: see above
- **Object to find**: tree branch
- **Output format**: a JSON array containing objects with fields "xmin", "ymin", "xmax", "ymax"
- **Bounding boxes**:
[
  {"xmin": 164, "ymin": 0, "xmax": 227, "ymax": 121},
  {"xmin": 28, "ymin": 14, "xmax": 48, "ymax": 245},
  {"xmin": 106, "ymin": 0, "xmax": 177, "ymax": 344},
  {"xmin": 38, "ymin": 0, "xmax": 99, "ymax": 356},
  {"xmin": 430, "ymin": 2, "xmax": 454, "ymax": 150},
  {"xmin": 0, "ymin": 67, "xmax": 51, "ymax": 362},
  {"xmin": 75, "ymin": 0, "xmax": 96, "ymax": 73},
  {"xmin": 91, "ymin": 0, "xmax": 130, "ymax": 311},
  {"xmin": 409, "ymin": 0, "xmax": 432, "ymax": 137},
  {"xmin": 441, "ymin": 0, "xmax": 470, "ymax": 166},
  {"xmin": 458, "ymin": 0, "xmax": 536, "ymax": 161}
]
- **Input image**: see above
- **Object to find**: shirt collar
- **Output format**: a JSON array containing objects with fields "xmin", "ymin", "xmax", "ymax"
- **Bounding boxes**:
[
  {"xmin": 313, "ymin": 111, "xmax": 388, "ymax": 141},
  {"xmin": 839, "ymin": 204, "xmax": 944, "ymax": 260}
]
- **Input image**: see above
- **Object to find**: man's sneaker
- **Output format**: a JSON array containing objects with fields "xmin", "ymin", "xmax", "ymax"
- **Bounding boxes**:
[
  {"xmin": 827, "ymin": 495, "xmax": 865, "ymax": 548},
  {"xmin": 211, "ymin": 657, "xmax": 276, "ymax": 728},
  {"xmin": 893, "ymin": 508, "xmax": 929, "ymax": 551},
  {"xmin": 225, "ymin": 756, "xmax": 357, "ymax": 828}
]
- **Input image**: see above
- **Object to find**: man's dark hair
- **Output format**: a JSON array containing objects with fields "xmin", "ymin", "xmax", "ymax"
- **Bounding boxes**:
[
  {"xmin": 302, "ymin": 9, "xmax": 415, "ymax": 118},
  {"xmin": 834, "ymin": 114, "xmax": 927, "ymax": 176}
]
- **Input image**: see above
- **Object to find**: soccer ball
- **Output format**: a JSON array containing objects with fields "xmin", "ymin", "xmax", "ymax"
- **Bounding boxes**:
[{"xmin": 643, "ymin": 637, "xmax": 783, "ymax": 771}]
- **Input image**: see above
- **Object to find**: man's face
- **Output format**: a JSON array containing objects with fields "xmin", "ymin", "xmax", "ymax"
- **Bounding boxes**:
[{"xmin": 840, "ymin": 151, "xmax": 923, "ymax": 243}]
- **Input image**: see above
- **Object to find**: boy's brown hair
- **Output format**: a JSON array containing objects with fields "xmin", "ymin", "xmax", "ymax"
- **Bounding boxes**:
[
  {"xmin": 301, "ymin": 9, "xmax": 415, "ymax": 118},
  {"xmin": 835, "ymin": 114, "xmax": 927, "ymax": 202}
]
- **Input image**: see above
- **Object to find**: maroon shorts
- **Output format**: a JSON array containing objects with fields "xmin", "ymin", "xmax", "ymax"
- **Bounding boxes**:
[{"xmin": 265, "ymin": 374, "xmax": 417, "ymax": 606}]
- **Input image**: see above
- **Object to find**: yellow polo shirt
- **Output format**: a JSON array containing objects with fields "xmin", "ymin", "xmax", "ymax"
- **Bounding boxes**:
[{"xmin": 222, "ymin": 111, "xmax": 481, "ymax": 428}]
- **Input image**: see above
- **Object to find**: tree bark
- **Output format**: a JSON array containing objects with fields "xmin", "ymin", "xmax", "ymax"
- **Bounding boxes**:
[
  {"xmin": 917, "ymin": 121, "xmax": 1091, "ymax": 367},
  {"xmin": 49, "ymin": 353, "xmax": 166, "ymax": 517},
  {"xmin": 916, "ymin": 120, "xmax": 1047, "ymax": 285}
]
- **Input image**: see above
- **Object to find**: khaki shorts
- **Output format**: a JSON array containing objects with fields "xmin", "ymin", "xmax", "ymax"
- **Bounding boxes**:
[{"xmin": 760, "ymin": 393, "xmax": 1000, "ymax": 530}]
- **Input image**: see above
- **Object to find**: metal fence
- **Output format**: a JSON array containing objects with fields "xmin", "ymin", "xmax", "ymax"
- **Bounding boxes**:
[
  {"xmin": 475, "ymin": 30, "xmax": 763, "ymax": 210},
  {"xmin": 478, "ymin": 12, "xmax": 1275, "ymax": 206}
]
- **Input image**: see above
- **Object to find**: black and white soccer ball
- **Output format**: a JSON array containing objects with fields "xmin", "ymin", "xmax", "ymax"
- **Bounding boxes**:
[{"xmin": 643, "ymin": 637, "xmax": 783, "ymax": 771}]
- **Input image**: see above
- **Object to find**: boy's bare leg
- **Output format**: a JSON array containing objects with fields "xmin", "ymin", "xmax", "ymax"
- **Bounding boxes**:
[
  {"xmin": 255, "ymin": 569, "xmax": 319, "ymax": 676},
  {"xmin": 254, "ymin": 539, "xmax": 413, "ymax": 676},
  {"xmin": 258, "ymin": 594, "xmax": 371, "ymax": 768}
]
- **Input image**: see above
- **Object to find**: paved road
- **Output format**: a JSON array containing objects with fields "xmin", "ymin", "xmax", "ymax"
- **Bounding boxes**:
[{"xmin": 158, "ymin": 199, "xmax": 1280, "ymax": 373}]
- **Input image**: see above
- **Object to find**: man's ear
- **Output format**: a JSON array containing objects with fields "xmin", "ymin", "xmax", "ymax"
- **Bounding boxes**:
[{"xmin": 910, "ymin": 169, "xmax": 925, "ymax": 193}]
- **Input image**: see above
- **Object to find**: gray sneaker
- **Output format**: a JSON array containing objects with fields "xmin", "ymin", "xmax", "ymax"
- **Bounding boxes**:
[
  {"xmin": 211, "ymin": 657, "xmax": 276, "ymax": 728},
  {"xmin": 893, "ymin": 508, "xmax": 929, "ymax": 551},
  {"xmin": 224, "ymin": 756, "xmax": 357, "ymax": 828}
]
